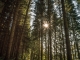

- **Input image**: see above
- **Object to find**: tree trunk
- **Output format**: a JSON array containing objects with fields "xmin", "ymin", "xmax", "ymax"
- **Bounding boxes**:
[
  {"xmin": 0, "ymin": 0, "xmax": 14, "ymax": 57},
  {"xmin": 41, "ymin": 19, "xmax": 43, "ymax": 60},
  {"xmin": 61, "ymin": 0, "xmax": 72, "ymax": 60},
  {"xmin": 4, "ymin": 0, "xmax": 20, "ymax": 60}
]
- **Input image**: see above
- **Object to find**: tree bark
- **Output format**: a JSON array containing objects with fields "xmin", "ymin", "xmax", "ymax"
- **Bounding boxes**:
[
  {"xmin": 4, "ymin": 0, "xmax": 20, "ymax": 60},
  {"xmin": 61, "ymin": 0, "xmax": 72, "ymax": 60}
]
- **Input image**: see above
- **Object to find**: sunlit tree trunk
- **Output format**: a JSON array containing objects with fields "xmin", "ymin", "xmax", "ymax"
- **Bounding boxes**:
[
  {"xmin": 15, "ymin": 0, "xmax": 31, "ymax": 60},
  {"xmin": 38, "ymin": 21, "xmax": 41, "ymax": 60},
  {"xmin": 45, "ymin": 29, "xmax": 48, "ymax": 60},
  {"xmin": 47, "ymin": 28, "xmax": 50, "ymax": 60}
]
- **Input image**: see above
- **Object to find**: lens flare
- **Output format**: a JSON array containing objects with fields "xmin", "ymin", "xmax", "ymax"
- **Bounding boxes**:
[{"xmin": 43, "ymin": 23, "xmax": 49, "ymax": 28}]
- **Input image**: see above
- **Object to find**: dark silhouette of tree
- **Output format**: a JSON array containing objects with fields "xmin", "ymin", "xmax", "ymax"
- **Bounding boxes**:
[{"xmin": 61, "ymin": 0, "xmax": 72, "ymax": 60}]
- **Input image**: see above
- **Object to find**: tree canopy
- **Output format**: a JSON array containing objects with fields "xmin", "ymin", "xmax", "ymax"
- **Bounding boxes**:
[{"xmin": 0, "ymin": 0, "xmax": 80, "ymax": 60}]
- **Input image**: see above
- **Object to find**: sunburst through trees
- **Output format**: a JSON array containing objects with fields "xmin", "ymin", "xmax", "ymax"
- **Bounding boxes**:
[{"xmin": 0, "ymin": 0, "xmax": 80, "ymax": 60}]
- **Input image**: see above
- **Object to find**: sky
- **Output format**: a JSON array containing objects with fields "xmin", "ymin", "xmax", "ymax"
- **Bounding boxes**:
[
  {"xmin": 29, "ymin": 0, "xmax": 80, "ymax": 27},
  {"xmin": 72, "ymin": 0, "xmax": 80, "ymax": 16},
  {"xmin": 29, "ymin": 0, "xmax": 36, "ymax": 29}
]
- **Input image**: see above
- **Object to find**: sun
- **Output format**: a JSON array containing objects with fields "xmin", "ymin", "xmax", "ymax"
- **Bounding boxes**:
[{"xmin": 43, "ymin": 23, "xmax": 49, "ymax": 28}]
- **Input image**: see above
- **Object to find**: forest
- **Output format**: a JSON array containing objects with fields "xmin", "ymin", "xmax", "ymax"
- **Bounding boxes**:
[{"xmin": 0, "ymin": 0, "xmax": 80, "ymax": 60}]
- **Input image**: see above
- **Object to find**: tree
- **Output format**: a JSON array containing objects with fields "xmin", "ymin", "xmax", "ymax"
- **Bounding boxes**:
[
  {"xmin": 61, "ymin": 0, "xmax": 72, "ymax": 60},
  {"xmin": 0, "ymin": 0, "xmax": 15, "ymax": 58},
  {"xmin": 4, "ymin": 0, "xmax": 20, "ymax": 60}
]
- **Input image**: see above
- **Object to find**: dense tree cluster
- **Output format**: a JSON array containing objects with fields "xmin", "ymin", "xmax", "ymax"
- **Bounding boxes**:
[
  {"xmin": 0, "ymin": 0, "xmax": 31, "ymax": 60},
  {"xmin": 0, "ymin": 0, "xmax": 80, "ymax": 60}
]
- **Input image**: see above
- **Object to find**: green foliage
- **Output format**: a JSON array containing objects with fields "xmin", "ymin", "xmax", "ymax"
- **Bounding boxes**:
[{"xmin": 77, "ymin": 0, "xmax": 80, "ymax": 4}]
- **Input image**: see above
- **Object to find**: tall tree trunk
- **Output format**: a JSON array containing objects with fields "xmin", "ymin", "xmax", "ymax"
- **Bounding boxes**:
[
  {"xmin": 61, "ymin": 0, "xmax": 72, "ymax": 60},
  {"xmin": 48, "ymin": 35, "xmax": 50, "ymax": 60},
  {"xmin": 45, "ymin": 30, "xmax": 48, "ymax": 60},
  {"xmin": 48, "ymin": 0, "xmax": 52, "ymax": 60},
  {"xmin": 14, "ymin": 0, "xmax": 31, "ymax": 60},
  {"xmin": 49, "ymin": 18, "xmax": 52, "ymax": 60},
  {"xmin": 4, "ymin": 0, "xmax": 20, "ymax": 60},
  {"xmin": 62, "ymin": 31, "xmax": 65, "ymax": 60},
  {"xmin": 41, "ymin": 19, "xmax": 43, "ymax": 60},
  {"xmin": 39, "ymin": 22, "xmax": 41, "ymax": 60},
  {"xmin": 0, "ymin": 0, "xmax": 14, "ymax": 57}
]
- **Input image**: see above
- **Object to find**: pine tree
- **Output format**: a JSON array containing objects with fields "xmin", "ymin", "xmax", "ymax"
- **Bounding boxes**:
[{"xmin": 61, "ymin": 0, "xmax": 72, "ymax": 60}]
